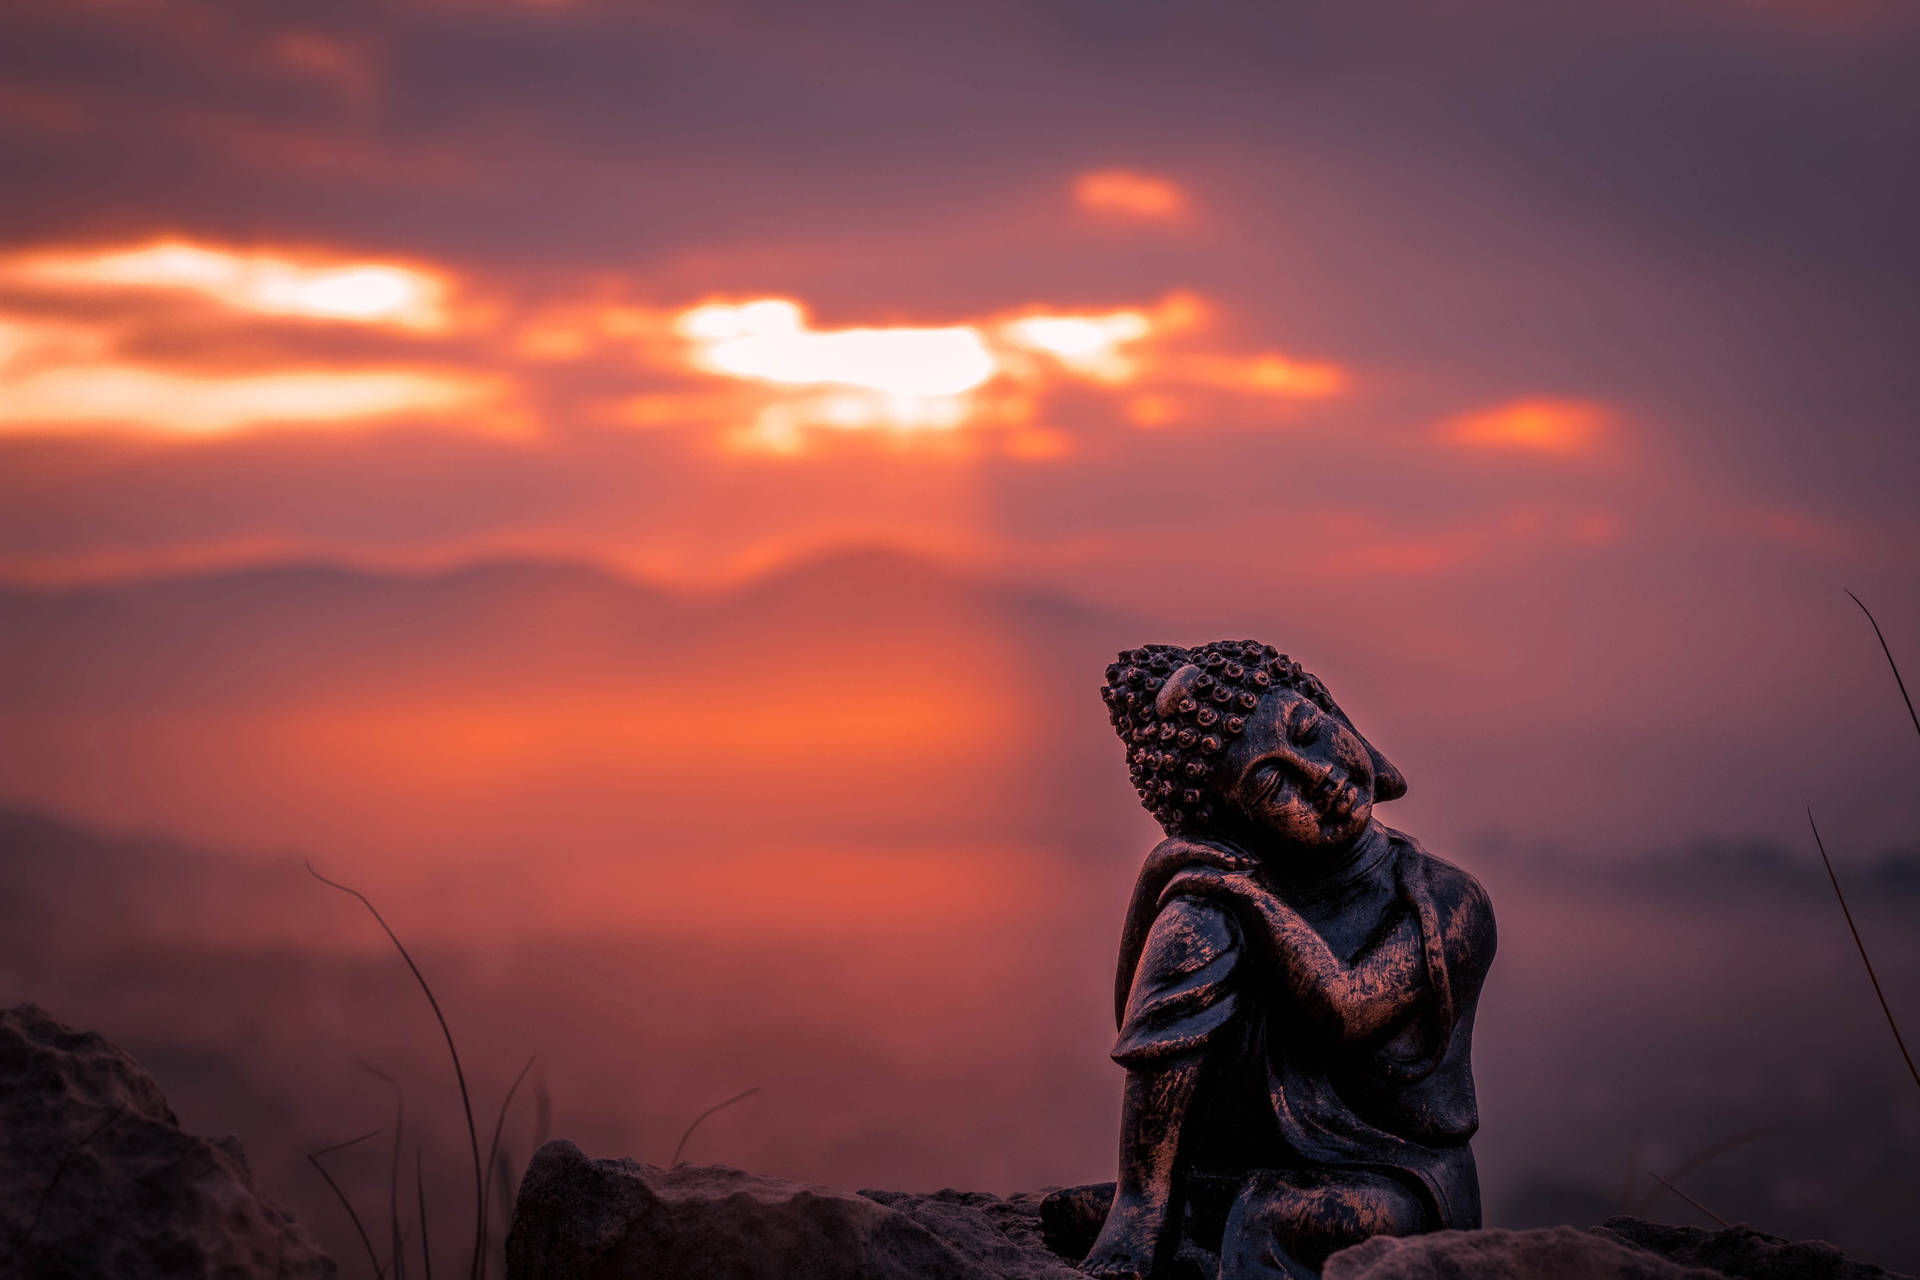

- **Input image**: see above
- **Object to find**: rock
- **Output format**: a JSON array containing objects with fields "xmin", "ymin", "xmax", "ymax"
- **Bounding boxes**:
[
  {"xmin": 505, "ymin": 1138, "xmax": 1084, "ymax": 1279},
  {"xmin": 505, "ymin": 1148, "xmax": 1920, "ymax": 1280},
  {"xmin": 1036, "ymin": 1181, "xmax": 1116, "ymax": 1262},
  {"xmin": 1324, "ymin": 1226, "xmax": 1729, "ymax": 1279},
  {"xmin": 1322, "ymin": 1221, "xmax": 1917, "ymax": 1280},
  {"xmin": 1595, "ymin": 1217, "xmax": 1911, "ymax": 1280},
  {"xmin": 0, "ymin": 1003, "xmax": 335, "ymax": 1280}
]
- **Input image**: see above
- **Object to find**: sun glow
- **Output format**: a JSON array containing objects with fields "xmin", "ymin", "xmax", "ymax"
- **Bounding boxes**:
[
  {"xmin": 1000, "ymin": 311, "xmax": 1153, "ymax": 381},
  {"xmin": 0, "ymin": 240, "xmax": 450, "ymax": 330},
  {"xmin": 668, "ymin": 292, "xmax": 1344, "ymax": 451},
  {"xmin": 677, "ymin": 299, "xmax": 997, "ymax": 397}
]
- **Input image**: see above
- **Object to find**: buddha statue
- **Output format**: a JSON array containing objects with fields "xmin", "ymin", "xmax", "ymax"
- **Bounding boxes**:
[{"xmin": 1079, "ymin": 641, "xmax": 1496, "ymax": 1280}]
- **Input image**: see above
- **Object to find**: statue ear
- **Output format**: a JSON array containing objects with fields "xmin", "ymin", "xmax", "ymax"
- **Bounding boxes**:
[
  {"xmin": 1154, "ymin": 663, "xmax": 1203, "ymax": 717},
  {"xmin": 1369, "ymin": 746, "xmax": 1407, "ymax": 803},
  {"xmin": 1310, "ymin": 676, "xmax": 1408, "ymax": 804}
]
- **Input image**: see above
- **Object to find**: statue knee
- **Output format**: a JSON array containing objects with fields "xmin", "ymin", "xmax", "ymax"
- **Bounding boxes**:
[{"xmin": 1112, "ymin": 895, "xmax": 1245, "ymax": 1066}]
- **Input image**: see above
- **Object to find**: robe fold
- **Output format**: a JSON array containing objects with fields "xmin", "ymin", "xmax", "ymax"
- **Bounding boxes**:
[{"xmin": 1110, "ymin": 823, "xmax": 1496, "ymax": 1231}]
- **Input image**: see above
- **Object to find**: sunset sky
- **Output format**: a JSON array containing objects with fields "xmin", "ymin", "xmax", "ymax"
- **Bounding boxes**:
[{"xmin": 4, "ymin": 2, "xmax": 1920, "ymax": 1270}]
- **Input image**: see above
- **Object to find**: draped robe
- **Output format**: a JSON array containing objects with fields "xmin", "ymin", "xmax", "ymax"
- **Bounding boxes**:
[{"xmin": 1110, "ymin": 822, "xmax": 1496, "ymax": 1241}]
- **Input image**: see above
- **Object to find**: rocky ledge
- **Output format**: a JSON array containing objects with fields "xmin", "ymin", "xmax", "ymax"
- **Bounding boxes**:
[
  {"xmin": 505, "ymin": 1139, "xmax": 1913, "ymax": 1280},
  {"xmin": 0, "ymin": 1003, "xmax": 335, "ymax": 1279},
  {"xmin": 2, "ymin": 1004, "xmax": 1908, "ymax": 1280}
]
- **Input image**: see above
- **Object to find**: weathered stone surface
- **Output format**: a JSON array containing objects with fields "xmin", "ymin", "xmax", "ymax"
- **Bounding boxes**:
[
  {"xmin": 505, "ymin": 1148, "xmax": 1919, "ymax": 1280},
  {"xmin": 1324, "ymin": 1225, "xmax": 1728, "ymax": 1280},
  {"xmin": 505, "ymin": 1138, "xmax": 1084, "ymax": 1279},
  {"xmin": 0, "ymin": 1002, "xmax": 335, "ymax": 1280},
  {"xmin": 1596, "ymin": 1216, "xmax": 1911, "ymax": 1280}
]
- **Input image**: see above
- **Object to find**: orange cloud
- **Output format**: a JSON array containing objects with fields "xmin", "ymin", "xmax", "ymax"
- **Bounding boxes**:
[
  {"xmin": 0, "ymin": 239, "xmax": 453, "ymax": 331},
  {"xmin": 0, "ymin": 363, "xmax": 496, "ymax": 436},
  {"xmin": 0, "ymin": 233, "xmax": 1346, "ymax": 450},
  {"xmin": 1438, "ymin": 398, "xmax": 1610, "ymax": 456},
  {"xmin": 0, "ymin": 237, "xmax": 501, "ymax": 436},
  {"xmin": 1073, "ymin": 169, "xmax": 1190, "ymax": 221},
  {"xmin": 655, "ymin": 291, "xmax": 1344, "ymax": 452},
  {"xmin": 1177, "ymin": 351, "xmax": 1347, "ymax": 399}
]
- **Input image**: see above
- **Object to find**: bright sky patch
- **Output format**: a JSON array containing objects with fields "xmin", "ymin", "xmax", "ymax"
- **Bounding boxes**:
[{"xmin": 1, "ymin": 240, "xmax": 450, "ymax": 331}]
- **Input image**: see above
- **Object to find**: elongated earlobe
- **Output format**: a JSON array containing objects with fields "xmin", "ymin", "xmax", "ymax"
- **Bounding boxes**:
[{"xmin": 1369, "ymin": 748, "xmax": 1407, "ymax": 802}]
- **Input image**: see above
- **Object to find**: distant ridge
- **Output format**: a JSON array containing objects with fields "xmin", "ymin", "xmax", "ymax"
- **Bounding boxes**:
[{"xmin": 0, "ymin": 543, "xmax": 1001, "ymax": 609}]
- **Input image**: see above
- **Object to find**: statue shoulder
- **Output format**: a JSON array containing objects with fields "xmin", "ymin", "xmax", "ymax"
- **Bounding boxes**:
[{"xmin": 1380, "ymin": 828, "xmax": 1496, "ymax": 969}]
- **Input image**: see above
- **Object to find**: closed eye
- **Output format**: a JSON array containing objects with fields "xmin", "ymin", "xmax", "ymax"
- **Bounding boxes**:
[
  {"xmin": 1255, "ymin": 764, "xmax": 1285, "ymax": 802},
  {"xmin": 1289, "ymin": 710, "xmax": 1321, "ymax": 746}
]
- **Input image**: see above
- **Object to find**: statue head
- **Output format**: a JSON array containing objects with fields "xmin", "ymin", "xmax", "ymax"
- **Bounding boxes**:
[{"xmin": 1101, "ymin": 640, "xmax": 1406, "ymax": 854}]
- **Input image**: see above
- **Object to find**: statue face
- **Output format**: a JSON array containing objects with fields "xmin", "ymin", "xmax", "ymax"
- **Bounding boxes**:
[{"xmin": 1220, "ymin": 687, "xmax": 1375, "ymax": 853}]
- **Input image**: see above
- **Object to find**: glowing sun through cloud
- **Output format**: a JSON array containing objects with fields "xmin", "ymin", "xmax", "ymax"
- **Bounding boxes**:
[
  {"xmin": 999, "ymin": 311, "xmax": 1153, "ymax": 381},
  {"xmin": 676, "ymin": 299, "xmax": 996, "ymax": 396},
  {"xmin": 0, "ymin": 234, "xmax": 1349, "ymax": 450},
  {"xmin": 668, "ymin": 292, "xmax": 1344, "ymax": 453}
]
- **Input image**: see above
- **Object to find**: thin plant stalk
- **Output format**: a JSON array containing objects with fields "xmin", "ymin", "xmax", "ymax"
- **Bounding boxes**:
[
  {"xmin": 308, "ymin": 863, "xmax": 486, "ymax": 1279},
  {"xmin": 358, "ymin": 1061, "xmax": 406, "ymax": 1280},
  {"xmin": 382, "ymin": 1225, "xmax": 412, "ymax": 1280},
  {"xmin": 416, "ymin": 1149, "xmax": 432, "ymax": 1280},
  {"xmin": 492, "ymin": 1148, "xmax": 517, "ymax": 1271},
  {"xmin": 1647, "ymin": 1171, "xmax": 1730, "ymax": 1229},
  {"xmin": 308, "ymin": 1127, "xmax": 386, "ymax": 1278},
  {"xmin": 1806, "ymin": 810, "xmax": 1920, "ymax": 1094},
  {"xmin": 1631, "ymin": 1125, "xmax": 1775, "ymax": 1217},
  {"xmin": 1847, "ymin": 590, "xmax": 1920, "ymax": 740},
  {"xmin": 475, "ymin": 1055, "xmax": 536, "ymax": 1280},
  {"xmin": 671, "ymin": 1087, "xmax": 762, "ymax": 1168}
]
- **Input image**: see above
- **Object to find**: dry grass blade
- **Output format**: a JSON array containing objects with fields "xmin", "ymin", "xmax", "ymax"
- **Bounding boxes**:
[
  {"xmin": 1807, "ymin": 809, "xmax": 1920, "ymax": 1095},
  {"xmin": 416, "ymin": 1149, "xmax": 432, "ymax": 1280},
  {"xmin": 1847, "ymin": 590, "xmax": 1920, "ymax": 740},
  {"xmin": 475, "ymin": 1055, "xmax": 536, "ymax": 1280},
  {"xmin": 357, "ymin": 1061, "xmax": 407, "ymax": 1280},
  {"xmin": 1647, "ymin": 1171, "xmax": 1731, "ymax": 1229},
  {"xmin": 492, "ymin": 1147, "xmax": 517, "ymax": 1269},
  {"xmin": 532, "ymin": 1073, "xmax": 551, "ymax": 1155},
  {"xmin": 1631, "ymin": 1125, "xmax": 1776, "ymax": 1217},
  {"xmin": 307, "ymin": 863, "xmax": 485, "ymax": 1279},
  {"xmin": 308, "ymin": 1126, "xmax": 386, "ymax": 1278},
  {"xmin": 0, "ymin": 1104, "xmax": 123, "ymax": 1270},
  {"xmin": 382, "ymin": 1224, "xmax": 412, "ymax": 1280},
  {"xmin": 671, "ymin": 1086, "xmax": 762, "ymax": 1168}
]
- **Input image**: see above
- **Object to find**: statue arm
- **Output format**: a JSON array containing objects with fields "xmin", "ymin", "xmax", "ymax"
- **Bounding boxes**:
[{"xmin": 1160, "ymin": 869, "xmax": 1424, "ymax": 1049}]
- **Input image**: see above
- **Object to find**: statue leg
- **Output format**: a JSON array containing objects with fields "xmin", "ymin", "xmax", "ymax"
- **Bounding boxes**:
[
  {"xmin": 1217, "ymin": 1169, "xmax": 1427, "ymax": 1280},
  {"xmin": 1081, "ymin": 1055, "xmax": 1206, "ymax": 1279},
  {"xmin": 1086, "ymin": 896, "xmax": 1245, "ymax": 1278}
]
